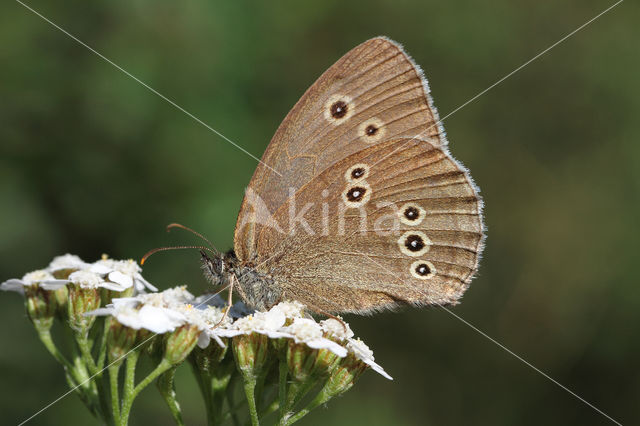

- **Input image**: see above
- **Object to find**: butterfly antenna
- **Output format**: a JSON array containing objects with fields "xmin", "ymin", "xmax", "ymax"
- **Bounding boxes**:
[
  {"xmin": 166, "ymin": 222, "xmax": 219, "ymax": 253},
  {"xmin": 141, "ymin": 245, "xmax": 216, "ymax": 265}
]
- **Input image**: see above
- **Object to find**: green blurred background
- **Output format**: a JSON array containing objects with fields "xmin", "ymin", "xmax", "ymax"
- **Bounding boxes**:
[{"xmin": 1, "ymin": 0, "xmax": 638, "ymax": 425}]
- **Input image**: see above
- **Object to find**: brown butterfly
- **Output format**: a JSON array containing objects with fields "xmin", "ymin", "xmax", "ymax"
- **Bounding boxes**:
[{"xmin": 202, "ymin": 36, "xmax": 485, "ymax": 315}]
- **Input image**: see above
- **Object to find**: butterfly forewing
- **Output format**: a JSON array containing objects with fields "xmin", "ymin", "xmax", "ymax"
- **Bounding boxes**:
[{"xmin": 235, "ymin": 37, "xmax": 447, "ymax": 261}]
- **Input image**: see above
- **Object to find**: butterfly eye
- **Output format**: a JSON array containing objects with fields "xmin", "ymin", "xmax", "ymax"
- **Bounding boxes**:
[
  {"xmin": 405, "ymin": 207, "xmax": 419, "ymax": 220},
  {"xmin": 410, "ymin": 260, "xmax": 436, "ymax": 280},
  {"xmin": 398, "ymin": 231, "xmax": 431, "ymax": 256},
  {"xmin": 324, "ymin": 94, "xmax": 354, "ymax": 124},
  {"xmin": 406, "ymin": 235, "xmax": 425, "ymax": 250},
  {"xmin": 358, "ymin": 118, "xmax": 385, "ymax": 143},
  {"xmin": 330, "ymin": 101, "xmax": 348, "ymax": 119},
  {"xmin": 345, "ymin": 163, "xmax": 370, "ymax": 182},
  {"xmin": 347, "ymin": 187, "xmax": 366, "ymax": 201},
  {"xmin": 398, "ymin": 203, "xmax": 426, "ymax": 225},
  {"xmin": 341, "ymin": 182, "xmax": 372, "ymax": 208}
]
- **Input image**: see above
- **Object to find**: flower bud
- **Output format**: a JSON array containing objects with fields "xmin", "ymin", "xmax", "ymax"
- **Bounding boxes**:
[
  {"xmin": 192, "ymin": 339, "xmax": 228, "ymax": 374},
  {"xmin": 164, "ymin": 324, "xmax": 200, "ymax": 365},
  {"xmin": 24, "ymin": 284, "xmax": 57, "ymax": 332},
  {"xmin": 286, "ymin": 340, "xmax": 341, "ymax": 383},
  {"xmin": 51, "ymin": 285, "xmax": 69, "ymax": 319},
  {"xmin": 107, "ymin": 320, "xmax": 138, "ymax": 364},
  {"xmin": 321, "ymin": 353, "xmax": 368, "ymax": 398},
  {"xmin": 232, "ymin": 333, "xmax": 271, "ymax": 380},
  {"xmin": 68, "ymin": 284, "xmax": 101, "ymax": 333}
]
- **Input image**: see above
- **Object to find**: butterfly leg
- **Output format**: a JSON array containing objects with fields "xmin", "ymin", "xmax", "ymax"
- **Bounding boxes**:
[
  {"xmin": 214, "ymin": 274, "xmax": 235, "ymax": 328},
  {"xmin": 306, "ymin": 306, "xmax": 347, "ymax": 333}
]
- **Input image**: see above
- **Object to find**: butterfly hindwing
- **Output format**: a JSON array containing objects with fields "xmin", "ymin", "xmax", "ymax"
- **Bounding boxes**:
[{"xmin": 254, "ymin": 138, "xmax": 483, "ymax": 314}]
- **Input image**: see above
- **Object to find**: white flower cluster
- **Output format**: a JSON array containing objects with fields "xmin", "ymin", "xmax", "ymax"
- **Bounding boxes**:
[
  {"xmin": 0, "ymin": 254, "xmax": 156, "ymax": 294},
  {"xmin": 88, "ymin": 288, "xmax": 392, "ymax": 379}
]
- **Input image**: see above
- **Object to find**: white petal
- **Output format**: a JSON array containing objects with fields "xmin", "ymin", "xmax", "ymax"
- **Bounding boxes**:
[
  {"xmin": 108, "ymin": 271, "xmax": 134, "ymax": 288},
  {"xmin": 263, "ymin": 330, "xmax": 294, "ymax": 339},
  {"xmin": 262, "ymin": 309, "xmax": 286, "ymax": 330},
  {"xmin": 135, "ymin": 275, "xmax": 158, "ymax": 292},
  {"xmin": 215, "ymin": 329, "xmax": 245, "ymax": 338},
  {"xmin": 305, "ymin": 338, "xmax": 348, "ymax": 357},
  {"xmin": 197, "ymin": 332, "xmax": 210, "ymax": 349},
  {"xmin": 90, "ymin": 264, "xmax": 112, "ymax": 275},
  {"xmin": 100, "ymin": 282, "xmax": 129, "ymax": 292},
  {"xmin": 48, "ymin": 254, "xmax": 88, "ymax": 271},
  {"xmin": 39, "ymin": 279, "xmax": 70, "ymax": 290},
  {"xmin": 0, "ymin": 279, "xmax": 27, "ymax": 293},
  {"xmin": 84, "ymin": 307, "xmax": 115, "ymax": 317},
  {"xmin": 208, "ymin": 332, "xmax": 226, "ymax": 348},
  {"xmin": 363, "ymin": 359, "xmax": 393, "ymax": 380},
  {"xmin": 135, "ymin": 305, "xmax": 185, "ymax": 333},
  {"xmin": 110, "ymin": 297, "xmax": 140, "ymax": 308}
]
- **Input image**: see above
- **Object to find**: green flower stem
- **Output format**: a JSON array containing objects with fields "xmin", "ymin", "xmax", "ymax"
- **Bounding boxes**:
[
  {"xmin": 290, "ymin": 377, "xmax": 322, "ymax": 410},
  {"xmin": 109, "ymin": 365, "xmax": 121, "ymax": 423},
  {"xmin": 119, "ymin": 357, "xmax": 173, "ymax": 426},
  {"xmin": 191, "ymin": 366, "xmax": 216, "ymax": 426},
  {"xmin": 97, "ymin": 317, "xmax": 111, "ymax": 370},
  {"xmin": 76, "ymin": 333, "xmax": 99, "ymax": 376},
  {"xmin": 70, "ymin": 345, "xmax": 102, "ymax": 413},
  {"xmin": 261, "ymin": 399, "xmax": 280, "ymax": 419},
  {"xmin": 284, "ymin": 386, "xmax": 333, "ymax": 426},
  {"xmin": 212, "ymin": 372, "xmax": 233, "ymax": 424},
  {"xmin": 133, "ymin": 358, "xmax": 173, "ymax": 399},
  {"xmin": 278, "ymin": 356, "xmax": 288, "ymax": 422},
  {"xmin": 36, "ymin": 329, "xmax": 74, "ymax": 371},
  {"xmin": 156, "ymin": 367, "xmax": 184, "ymax": 426},
  {"xmin": 225, "ymin": 375, "xmax": 242, "ymax": 426},
  {"xmin": 242, "ymin": 376, "xmax": 260, "ymax": 426},
  {"xmin": 118, "ymin": 350, "xmax": 140, "ymax": 426},
  {"xmin": 75, "ymin": 329, "xmax": 113, "ymax": 423}
]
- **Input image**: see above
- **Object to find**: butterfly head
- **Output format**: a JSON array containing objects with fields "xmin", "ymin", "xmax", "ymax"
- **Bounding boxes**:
[{"xmin": 200, "ymin": 250, "xmax": 235, "ymax": 287}]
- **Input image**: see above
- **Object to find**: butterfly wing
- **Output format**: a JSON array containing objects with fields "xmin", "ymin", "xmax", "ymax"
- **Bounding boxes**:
[
  {"xmin": 234, "ymin": 37, "xmax": 448, "ymax": 261},
  {"xmin": 254, "ymin": 138, "xmax": 484, "ymax": 313}
]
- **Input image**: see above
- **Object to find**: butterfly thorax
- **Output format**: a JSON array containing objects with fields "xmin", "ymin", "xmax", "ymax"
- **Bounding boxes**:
[{"xmin": 200, "ymin": 250, "xmax": 281, "ymax": 311}]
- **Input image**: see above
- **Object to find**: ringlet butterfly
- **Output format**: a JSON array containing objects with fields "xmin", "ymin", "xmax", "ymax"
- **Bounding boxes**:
[{"xmin": 201, "ymin": 37, "xmax": 485, "ymax": 315}]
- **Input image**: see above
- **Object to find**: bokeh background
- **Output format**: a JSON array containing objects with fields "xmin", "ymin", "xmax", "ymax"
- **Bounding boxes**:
[{"xmin": 1, "ymin": 0, "xmax": 638, "ymax": 425}]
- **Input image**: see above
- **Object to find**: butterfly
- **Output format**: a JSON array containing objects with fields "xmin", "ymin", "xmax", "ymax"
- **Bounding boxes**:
[{"xmin": 201, "ymin": 37, "xmax": 485, "ymax": 315}]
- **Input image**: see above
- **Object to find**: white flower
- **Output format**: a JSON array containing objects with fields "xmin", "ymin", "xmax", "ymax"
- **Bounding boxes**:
[
  {"xmin": 283, "ymin": 318, "xmax": 347, "ymax": 357},
  {"xmin": 89, "ymin": 258, "xmax": 157, "ymax": 293},
  {"xmin": 116, "ymin": 305, "xmax": 186, "ymax": 334},
  {"xmin": 47, "ymin": 254, "xmax": 88, "ymax": 272},
  {"xmin": 87, "ymin": 287, "xmax": 193, "ymax": 333},
  {"xmin": 134, "ymin": 286, "xmax": 194, "ymax": 308},
  {"xmin": 320, "ymin": 317, "xmax": 354, "ymax": 341},
  {"xmin": 1, "ymin": 269, "xmax": 68, "ymax": 294},
  {"xmin": 220, "ymin": 308, "xmax": 293, "ymax": 339},
  {"xmin": 65, "ymin": 270, "xmax": 129, "ymax": 292},
  {"xmin": 270, "ymin": 300, "xmax": 305, "ymax": 319},
  {"xmin": 174, "ymin": 304, "xmax": 229, "ymax": 348},
  {"xmin": 346, "ymin": 338, "xmax": 392, "ymax": 380}
]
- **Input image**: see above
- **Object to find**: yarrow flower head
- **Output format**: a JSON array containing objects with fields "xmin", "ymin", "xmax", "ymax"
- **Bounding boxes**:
[
  {"xmin": 1, "ymin": 269, "xmax": 68, "ymax": 294},
  {"xmin": 88, "ymin": 286, "xmax": 195, "ymax": 333},
  {"xmin": 47, "ymin": 254, "xmax": 89, "ymax": 278},
  {"xmin": 90, "ymin": 256, "xmax": 157, "ymax": 293}
]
